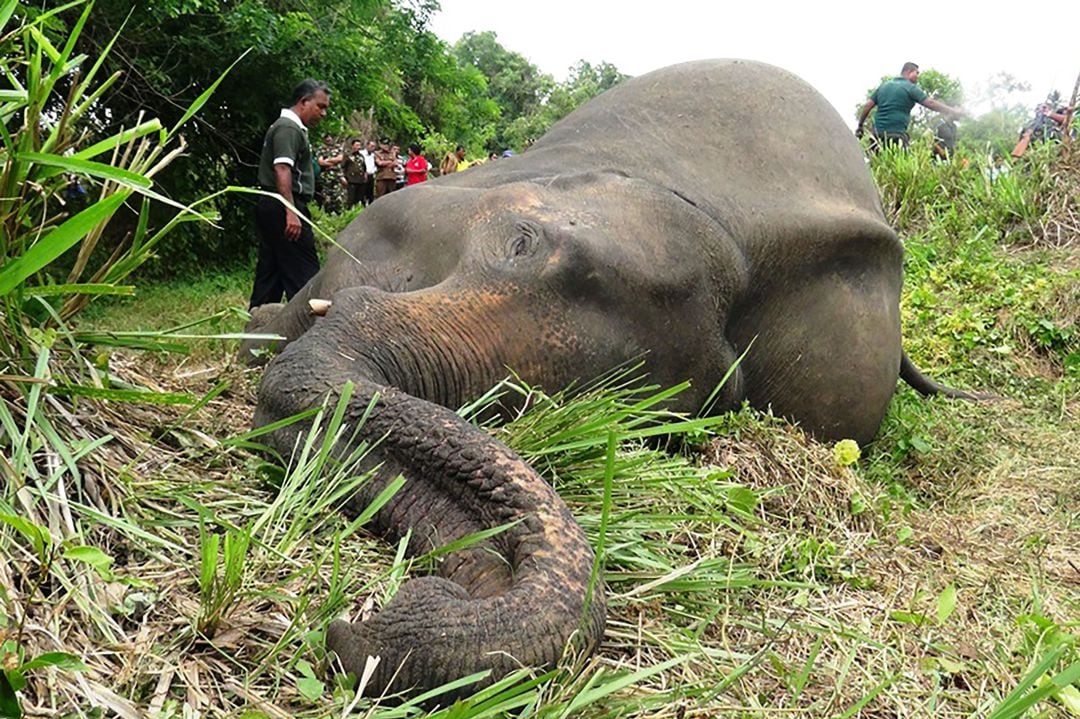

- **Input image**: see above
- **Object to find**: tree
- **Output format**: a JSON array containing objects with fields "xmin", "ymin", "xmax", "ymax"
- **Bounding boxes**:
[
  {"xmin": 452, "ymin": 30, "xmax": 554, "ymax": 144},
  {"xmin": 41, "ymin": 0, "xmax": 499, "ymax": 273},
  {"xmin": 503, "ymin": 60, "xmax": 628, "ymax": 150}
]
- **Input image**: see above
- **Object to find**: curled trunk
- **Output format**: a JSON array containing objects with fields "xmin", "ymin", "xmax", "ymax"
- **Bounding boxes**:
[{"xmin": 254, "ymin": 314, "xmax": 606, "ymax": 698}]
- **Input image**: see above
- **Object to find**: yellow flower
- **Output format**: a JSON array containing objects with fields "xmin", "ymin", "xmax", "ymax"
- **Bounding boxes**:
[{"xmin": 833, "ymin": 439, "xmax": 861, "ymax": 467}]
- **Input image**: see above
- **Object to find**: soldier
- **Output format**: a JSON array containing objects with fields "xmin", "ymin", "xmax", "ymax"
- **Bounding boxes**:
[
  {"xmin": 374, "ymin": 138, "xmax": 397, "ymax": 199},
  {"xmin": 340, "ymin": 138, "xmax": 368, "ymax": 208},
  {"xmin": 314, "ymin": 135, "xmax": 345, "ymax": 213}
]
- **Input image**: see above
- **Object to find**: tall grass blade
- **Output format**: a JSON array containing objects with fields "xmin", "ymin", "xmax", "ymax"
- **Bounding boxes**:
[{"xmin": 0, "ymin": 193, "xmax": 128, "ymax": 295}]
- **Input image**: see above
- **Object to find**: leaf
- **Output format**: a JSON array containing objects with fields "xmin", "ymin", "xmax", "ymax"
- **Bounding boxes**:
[
  {"xmin": 295, "ymin": 660, "xmax": 324, "ymax": 701},
  {"xmin": 723, "ymin": 485, "xmax": 759, "ymax": 517},
  {"xmin": 17, "ymin": 152, "xmax": 153, "ymax": 188},
  {"xmin": 1052, "ymin": 682, "xmax": 1080, "ymax": 716},
  {"xmin": 0, "ymin": 0, "xmax": 18, "ymax": 35},
  {"xmin": 71, "ymin": 120, "xmax": 162, "ymax": 162},
  {"xmin": 0, "ymin": 514, "xmax": 51, "ymax": 560},
  {"xmin": 168, "ymin": 49, "xmax": 251, "ymax": 140},
  {"xmin": 565, "ymin": 654, "xmax": 691, "ymax": 713},
  {"xmin": 0, "ymin": 670, "xmax": 22, "ymax": 719},
  {"xmin": 937, "ymin": 585, "xmax": 958, "ymax": 624},
  {"xmin": 25, "ymin": 284, "xmax": 134, "ymax": 298},
  {"xmin": 910, "ymin": 435, "xmax": 933, "ymax": 453},
  {"xmin": 63, "ymin": 546, "xmax": 115, "ymax": 580},
  {"xmin": 937, "ymin": 656, "xmax": 965, "ymax": 674},
  {"xmin": 48, "ymin": 385, "xmax": 195, "ymax": 405},
  {"xmin": 0, "ymin": 193, "xmax": 128, "ymax": 296},
  {"xmin": 889, "ymin": 610, "xmax": 930, "ymax": 626},
  {"xmin": 18, "ymin": 653, "xmax": 88, "ymax": 673}
]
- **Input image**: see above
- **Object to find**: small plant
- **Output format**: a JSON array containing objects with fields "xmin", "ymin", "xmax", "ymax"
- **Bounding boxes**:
[
  {"xmin": 0, "ymin": 514, "xmax": 108, "ymax": 718},
  {"xmin": 195, "ymin": 521, "xmax": 251, "ymax": 638}
]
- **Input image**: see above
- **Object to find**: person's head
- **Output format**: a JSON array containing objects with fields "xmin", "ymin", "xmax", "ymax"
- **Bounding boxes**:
[
  {"xmin": 489, "ymin": 151, "xmax": 499, "ymax": 161},
  {"xmin": 391, "ymin": 144, "xmax": 400, "ymax": 155},
  {"xmin": 379, "ymin": 138, "xmax": 390, "ymax": 151},
  {"xmin": 455, "ymin": 145, "xmax": 466, "ymax": 160},
  {"xmin": 900, "ymin": 62, "xmax": 920, "ymax": 83},
  {"xmin": 367, "ymin": 140, "xmax": 376, "ymax": 152},
  {"xmin": 290, "ymin": 79, "xmax": 330, "ymax": 127},
  {"xmin": 408, "ymin": 143, "xmax": 422, "ymax": 157},
  {"xmin": 351, "ymin": 138, "xmax": 363, "ymax": 151}
]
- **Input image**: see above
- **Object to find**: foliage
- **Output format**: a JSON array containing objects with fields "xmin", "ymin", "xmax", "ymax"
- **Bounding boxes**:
[
  {"xmin": 453, "ymin": 32, "xmax": 627, "ymax": 154},
  {"xmin": 36, "ymin": 0, "xmax": 498, "ymax": 275},
  {"xmin": 0, "ymin": 7, "xmax": 244, "ymax": 712},
  {"xmin": 502, "ymin": 59, "xmax": 627, "ymax": 151},
  {"xmin": 452, "ymin": 30, "xmax": 551, "ymax": 149},
  {"xmin": 866, "ymin": 138, "xmax": 1079, "ymax": 395}
]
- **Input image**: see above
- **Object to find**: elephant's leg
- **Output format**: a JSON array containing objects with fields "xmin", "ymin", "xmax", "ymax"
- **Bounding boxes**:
[{"xmin": 731, "ymin": 255, "xmax": 902, "ymax": 445}]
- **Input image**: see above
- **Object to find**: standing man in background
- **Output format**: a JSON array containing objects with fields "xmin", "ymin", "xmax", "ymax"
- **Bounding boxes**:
[
  {"xmin": 855, "ymin": 62, "xmax": 965, "ymax": 150},
  {"xmin": 359, "ymin": 140, "xmax": 377, "ymax": 206},
  {"xmin": 341, "ymin": 138, "xmax": 367, "ymax": 208},
  {"xmin": 249, "ymin": 79, "xmax": 330, "ymax": 309},
  {"xmin": 440, "ymin": 145, "xmax": 465, "ymax": 176},
  {"xmin": 374, "ymin": 138, "xmax": 397, "ymax": 199}
]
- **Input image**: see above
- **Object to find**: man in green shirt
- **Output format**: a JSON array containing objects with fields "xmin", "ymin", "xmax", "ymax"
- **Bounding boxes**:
[
  {"xmin": 250, "ymin": 79, "xmax": 330, "ymax": 309},
  {"xmin": 855, "ymin": 62, "xmax": 965, "ymax": 150}
]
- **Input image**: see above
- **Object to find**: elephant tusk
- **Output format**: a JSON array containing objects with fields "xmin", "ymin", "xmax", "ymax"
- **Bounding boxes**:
[{"xmin": 308, "ymin": 298, "xmax": 332, "ymax": 316}]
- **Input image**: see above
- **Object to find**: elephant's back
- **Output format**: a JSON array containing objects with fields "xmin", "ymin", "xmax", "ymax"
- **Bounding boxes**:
[{"xmin": 454, "ymin": 60, "xmax": 888, "ymax": 258}]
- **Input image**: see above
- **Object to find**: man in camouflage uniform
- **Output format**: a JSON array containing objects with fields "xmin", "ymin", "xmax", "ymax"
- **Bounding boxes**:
[
  {"xmin": 314, "ymin": 135, "xmax": 346, "ymax": 214},
  {"xmin": 340, "ymin": 138, "xmax": 368, "ymax": 208}
]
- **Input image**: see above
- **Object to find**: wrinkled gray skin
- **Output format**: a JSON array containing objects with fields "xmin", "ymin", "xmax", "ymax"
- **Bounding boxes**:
[{"xmin": 250, "ymin": 59, "xmax": 949, "ymax": 699}]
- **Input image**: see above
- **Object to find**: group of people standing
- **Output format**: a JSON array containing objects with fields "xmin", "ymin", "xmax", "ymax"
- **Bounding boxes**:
[{"xmin": 315, "ymin": 138, "xmax": 431, "ymax": 213}]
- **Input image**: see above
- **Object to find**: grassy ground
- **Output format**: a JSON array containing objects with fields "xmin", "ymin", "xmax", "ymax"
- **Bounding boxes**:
[{"xmin": 4, "ymin": 143, "xmax": 1078, "ymax": 718}]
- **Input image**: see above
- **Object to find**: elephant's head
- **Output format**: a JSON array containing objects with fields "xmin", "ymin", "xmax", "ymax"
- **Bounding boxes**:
[
  {"xmin": 252, "ymin": 167, "xmax": 736, "ymax": 699},
  {"xmin": 261, "ymin": 168, "xmax": 747, "ymax": 413}
]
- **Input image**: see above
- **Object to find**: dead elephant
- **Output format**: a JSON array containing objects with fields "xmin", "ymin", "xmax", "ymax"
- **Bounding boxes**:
[{"xmin": 246, "ymin": 59, "xmax": 973, "ymax": 699}]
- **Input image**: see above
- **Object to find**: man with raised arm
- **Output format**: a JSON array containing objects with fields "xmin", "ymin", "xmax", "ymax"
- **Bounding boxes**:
[{"xmin": 856, "ymin": 62, "xmax": 965, "ymax": 151}]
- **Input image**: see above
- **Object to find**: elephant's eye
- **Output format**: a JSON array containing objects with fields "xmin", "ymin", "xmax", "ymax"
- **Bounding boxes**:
[{"xmin": 507, "ymin": 221, "xmax": 541, "ymax": 258}]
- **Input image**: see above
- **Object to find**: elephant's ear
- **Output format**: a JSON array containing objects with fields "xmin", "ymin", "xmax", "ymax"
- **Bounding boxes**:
[
  {"xmin": 740, "ymin": 207, "xmax": 902, "ymax": 286},
  {"xmin": 727, "ymin": 207, "xmax": 905, "ymax": 445}
]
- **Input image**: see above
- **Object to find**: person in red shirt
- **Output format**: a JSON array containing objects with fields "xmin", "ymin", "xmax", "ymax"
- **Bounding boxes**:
[{"xmin": 405, "ymin": 143, "xmax": 430, "ymax": 186}]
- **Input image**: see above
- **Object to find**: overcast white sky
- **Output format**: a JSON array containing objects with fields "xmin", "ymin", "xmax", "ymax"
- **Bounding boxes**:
[{"xmin": 430, "ymin": 0, "xmax": 1080, "ymax": 125}]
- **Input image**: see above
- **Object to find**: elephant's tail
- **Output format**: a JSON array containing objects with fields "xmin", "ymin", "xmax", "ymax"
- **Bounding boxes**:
[{"xmin": 899, "ymin": 351, "xmax": 997, "ymax": 401}]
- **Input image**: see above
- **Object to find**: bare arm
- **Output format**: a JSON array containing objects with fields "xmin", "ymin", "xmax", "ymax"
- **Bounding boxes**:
[
  {"xmin": 922, "ymin": 97, "xmax": 966, "ymax": 119},
  {"xmin": 855, "ymin": 99, "xmax": 875, "ymax": 136},
  {"xmin": 274, "ymin": 163, "xmax": 302, "ymax": 241}
]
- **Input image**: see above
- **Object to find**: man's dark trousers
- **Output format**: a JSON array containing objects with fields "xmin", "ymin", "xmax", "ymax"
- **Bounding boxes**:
[
  {"xmin": 249, "ymin": 195, "xmax": 319, "ymax": 308},
  {"xmin": 361, "ymin": 176, "xmax": 375, "ymax": 206}
]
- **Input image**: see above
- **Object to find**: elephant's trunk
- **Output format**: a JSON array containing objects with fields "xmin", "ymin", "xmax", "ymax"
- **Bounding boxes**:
[{"xmin": 254, "ymin": 293, "xmax": 605, "ymax": 698}]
